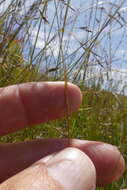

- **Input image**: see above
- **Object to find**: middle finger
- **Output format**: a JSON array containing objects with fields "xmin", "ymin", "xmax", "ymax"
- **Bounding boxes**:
[{"xmin": 0, "ymin": 139, "xmax": 125, "ymax": 186}]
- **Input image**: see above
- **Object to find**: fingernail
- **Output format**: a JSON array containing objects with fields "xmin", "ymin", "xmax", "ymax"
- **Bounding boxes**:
[{"xmin": 41, "ymin": 148, "xmax": 96, "ymax": 190}]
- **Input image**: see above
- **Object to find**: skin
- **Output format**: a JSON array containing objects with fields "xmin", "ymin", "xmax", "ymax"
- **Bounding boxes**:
[{"xmin": 0, "ymin": 82, "xmax": 125, "ymax": 189}]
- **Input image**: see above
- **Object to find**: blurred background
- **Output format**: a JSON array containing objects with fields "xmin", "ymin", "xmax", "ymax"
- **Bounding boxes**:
[{"xmin": 0, "ymin": 0, "xmax": 127, "ymax": 189}]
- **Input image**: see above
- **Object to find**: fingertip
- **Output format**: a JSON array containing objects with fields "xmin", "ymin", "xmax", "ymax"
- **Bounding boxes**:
[
  {"xmin": 67, "ymin": 82, "xmax": 82, "ymax": 112},
  {"xmin": 79, "ymin": 142, "xmax": 125, "ymax": 186},
  {"xmin": 96, "ymin": 144, "xmax": 125, "ymax": 186}
]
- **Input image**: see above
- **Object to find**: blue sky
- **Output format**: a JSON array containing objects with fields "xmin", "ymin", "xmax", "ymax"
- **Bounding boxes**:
[
  {"xmin": 1, "ymin": 0, "xmax": 127, "ymax": 62},
  {"xmin": 0, "ymin": 0, "xmax": 127, "ymax": 94},
  {"xmin": 31, "ymin": 0, "xmax": 127, "ymax": 70}
]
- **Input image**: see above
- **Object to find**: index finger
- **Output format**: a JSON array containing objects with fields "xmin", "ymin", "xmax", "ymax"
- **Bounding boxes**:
[{"xmin": 0, "ymin": 82, "xmax": 82, "ymax": 136}]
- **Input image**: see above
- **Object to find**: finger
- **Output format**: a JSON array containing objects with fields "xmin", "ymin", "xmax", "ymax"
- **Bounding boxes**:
[
  {"xmin": 0, "ymin": 82, "xmax": 82, "ymax": 135},
  {"xmin": 0, "ymin": 148, "xmax": 96, "ymax": 190},
  {"xmin": 0, "ymin": 139, "xmax": 125, "ymax": 186}
]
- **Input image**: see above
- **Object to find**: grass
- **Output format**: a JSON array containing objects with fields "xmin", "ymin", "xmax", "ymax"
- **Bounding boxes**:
[
  {"xmin": 0, "ymin": 0, "xmax": 127, "ymax": 189},
  {"xmin": 0, "ymin": 85, "xmax": 127, "ymax": 189}
]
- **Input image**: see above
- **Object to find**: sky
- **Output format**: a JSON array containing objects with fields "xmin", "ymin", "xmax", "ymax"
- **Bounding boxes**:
[
  {"xmin": 0, "ymin": 0, "xmax": 127, "ymax": 94},
  {"xmin": 30, "ymin": 0, "xmax": 127, "ymax": 66}
]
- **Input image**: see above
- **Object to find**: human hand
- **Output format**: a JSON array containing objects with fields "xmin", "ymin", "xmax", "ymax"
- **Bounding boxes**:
[{"xmin": 0, "ymin": 82, "xmax": 125, "ymax": 190}]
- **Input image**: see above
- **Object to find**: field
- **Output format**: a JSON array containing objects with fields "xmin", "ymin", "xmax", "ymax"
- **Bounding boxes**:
[
  {"xmin": 0, "ymin": 0, "xmax": 127, "ymax": 189},
  {"xmin": 0, "ymin": 84, "xmax": 127, "ymax": 189}
]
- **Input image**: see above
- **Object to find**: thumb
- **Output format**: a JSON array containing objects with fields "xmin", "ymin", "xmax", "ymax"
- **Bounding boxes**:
[{"xmin": 0, "ymin": 148, "xmax": 96, "ymax": 190}]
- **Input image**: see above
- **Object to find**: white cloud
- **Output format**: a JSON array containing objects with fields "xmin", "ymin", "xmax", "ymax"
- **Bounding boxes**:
[
  {"xmin": 0, "ymin": 0, "xmax": 12, "ymax": 13},
  {"xmin": 105, "ymin": 69, "xmax": 127, "ymax": 94},
  {"xmin": 31, "ymin": 29, "xmax": 45, "ymax": 49},
  {"xmin": 70, "ymin": 68, "xmax": 127, "ymax": 95},
  {"xmin": 119, "ymin": 6, "xmax": 127, "ymax": 13},
  {"xmin": 2, "ymin": 0, "xmax": 126, "ymax": 91},
  {"xmin": 117, "ymin": 49, "xmax": 127, "ymax": 55},
  {"xmin": 31, "ymin": 27, "xmax": 80, "ymax": 57}
]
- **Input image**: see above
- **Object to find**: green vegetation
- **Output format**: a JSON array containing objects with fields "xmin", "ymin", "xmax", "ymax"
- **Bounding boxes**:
[
  {"xmin": 1, "ymin": 85, "xmax": 127, "ymax": 189},
  {"xmin": 0, "ymin": 0, "xmax": 127, "ymax": 189}
]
